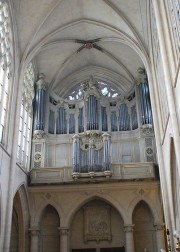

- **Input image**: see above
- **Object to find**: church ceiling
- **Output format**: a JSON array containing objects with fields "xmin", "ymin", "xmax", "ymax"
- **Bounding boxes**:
[{"xmin": 13, "ymin": 0, "xmax": 150, "ymax": 96}]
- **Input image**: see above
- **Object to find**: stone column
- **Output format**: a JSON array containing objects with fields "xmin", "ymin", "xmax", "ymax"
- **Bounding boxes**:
[
  {"xmin": 29, "ymin": 227, "xmax": 40, "ymax": 252},
  {"xmin": 152, "ymin": 0, "xmax": 180, "ymax": 171},
  {"xmin": 59, "ymin": 227, "xmax": 69, "ymax": 252},
  {"xmin": 154, "ymin": 224, "xmax": 166, "ymax": 252},
  {"xmin": 124, "ymin": 225, "xmax": 135, "ymax": 252}
]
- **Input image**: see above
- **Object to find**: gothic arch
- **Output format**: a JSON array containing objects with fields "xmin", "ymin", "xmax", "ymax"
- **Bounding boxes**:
[
  {"xmin": 66, "ymin": 194, "xmax": 127, "ymax": 227},
  {"xmin": 40, "ymin": 204, "xmax": 60, "ymax": 252},
  {"xmin": 170, "ymin": 137, "xmax": 180, "ymax": 229},
  {"xmin": 34, "ymin": 201, "xmax": 62, "ymax": 227},
  {"xmin": 128, "ymin": 198, "xmax": 161, "ymax": 224},
  {"xmin": 70, "ymin": 196, "xmax": 126, "ymax": 250},
  {"xmin": 10, "ymin": 184, "xmax": 30, "ymax": 252},
  {"xmin": 132, "ymin": 200, "xmax": 157, "ymax": 252}
]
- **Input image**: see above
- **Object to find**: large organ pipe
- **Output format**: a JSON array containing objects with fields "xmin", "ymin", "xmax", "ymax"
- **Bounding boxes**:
[
  {"xmin": 138, "ymin": 68, "xmax": 153, "ymax": 125},
  {"xmin": 87, "ymin": 95, "xmax": 98, "ymax": 130},
  {"xmin": 34, "ymin": 74, "xmax": 46, "ymax": 131},
  {"xmin": 88, "ymin": 138, "xmax": 95, "ymax": 172},
  {"xmin": 72, "ymin": 134, "xmax": 80, "ymax": 173},
  {"xmin": 102, "ymin": 132, "xmax": 111, "ymax": 171}
]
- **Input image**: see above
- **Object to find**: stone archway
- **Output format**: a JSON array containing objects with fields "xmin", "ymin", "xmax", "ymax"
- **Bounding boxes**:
[
  {"xmin": 10, "ymin": 185, "xmax": 30, "ymax": 252},
  {"xmin": 132, "ymin": 200, "xmax": 157, "ymax": 252},
  {"xmin": 70, "ymin": 199, "xmax": 125, "ymax": 252},
  {"xmin": 10, "ymin": 207, "xmax": 19, "ymax": 252},
  {"xmin": 170, "ymin": 137, "xmax": 180, "ymax": 230},
  {"xmin": 40, "ymin": 204, "xmax": 60, "ymax": 252}
]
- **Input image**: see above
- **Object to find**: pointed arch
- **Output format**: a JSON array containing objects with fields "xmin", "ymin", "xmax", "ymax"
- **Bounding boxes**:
[
  {"xmin": 132, "ymin": 200, "xmax": 157, "ymax": 252},
  {"xmin": 170, "ymin": 137, "xmax": 180, "ymax": 229},
  {"xmin": 66, "ymin": 194, "xmax": 127, "ymax": 227},
  {"xmin": 10, "ymin": 184, "xmax": 30, "ymax": 252},
  {"xmin": 70, "ymin": 197, "xmax": 125, "ymax": 249},
  {"xmin": 33, "ymin": 200, "xmax": 62, "ymax": 226},
  {"xmin": 128, "ymin": 197, "xmax": 161, "ymax": 224},
  {"xmin": 40, "ymin": 204, "xmax": 60, "ymax": 252}
]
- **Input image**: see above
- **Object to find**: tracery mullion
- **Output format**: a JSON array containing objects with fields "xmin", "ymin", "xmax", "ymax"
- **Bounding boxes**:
[
  {"xmin": 25, "ymin": 114, "xmax": 31, "ymax": 170},
  {"xmin": 0, "ymin": 67, "xmax": 8, "ymax": 141}
]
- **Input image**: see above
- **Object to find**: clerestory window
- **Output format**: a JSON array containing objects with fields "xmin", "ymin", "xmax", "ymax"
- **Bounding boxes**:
[{"xmin": 0, "ymin": 2, "xmax": 12, "ymax": 144}]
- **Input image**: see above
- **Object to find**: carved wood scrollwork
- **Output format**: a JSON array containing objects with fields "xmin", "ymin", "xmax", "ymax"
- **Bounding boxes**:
[{"xmin": 84, "ymin": 205, "xmax": 111, "ymax": 243}]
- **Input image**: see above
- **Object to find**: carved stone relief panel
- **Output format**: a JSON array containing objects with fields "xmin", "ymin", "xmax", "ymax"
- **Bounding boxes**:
[{"xmin": 84, "ymin": 205, "xmax": 111, "ymax": 243}]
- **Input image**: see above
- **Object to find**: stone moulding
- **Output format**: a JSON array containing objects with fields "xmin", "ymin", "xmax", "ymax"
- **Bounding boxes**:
[{"xmin": 30, "ymin": 162, "xmax": 156, "ymax": 185}]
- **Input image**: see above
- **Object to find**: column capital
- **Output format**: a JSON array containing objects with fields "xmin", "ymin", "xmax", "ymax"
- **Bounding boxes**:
[
  {"xmin": 58, "ymin": 227, "xmax": 69, "ymax": 236},
  {"xmin": 124, "ymin": 224, "xmax": 135, "ymax": 233},
  {"xmin": 154, "ymin": 223, "xmax": 165, "ymax": 231},
  {"xmin": 29, "ymin": 227, "xmax": 40, "ymax": 236}
]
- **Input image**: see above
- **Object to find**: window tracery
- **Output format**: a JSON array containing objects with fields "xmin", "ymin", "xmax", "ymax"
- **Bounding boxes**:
[
  {"xmin": 66, "ymin": 80, "xmax": 118, "ymax": 100},
  {"xmin": 168, "ymin": 0, "xmax": 180, "ymax": 55},
  {"xmin": 17, "ymin": 63, "xmax": 35, "ymax": 170},
  {"xmin": 0, "ymin": 1, "xmax": 12, "ymax": 143}
]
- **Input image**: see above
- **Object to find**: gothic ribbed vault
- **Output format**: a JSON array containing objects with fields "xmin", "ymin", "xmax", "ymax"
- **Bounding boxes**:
[{"xmin": 13, "ymin": 0, "xmax": 150, "ymax": 94}]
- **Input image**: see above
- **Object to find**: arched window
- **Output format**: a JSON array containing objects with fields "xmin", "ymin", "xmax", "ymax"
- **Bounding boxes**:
[
  {"xmin": 66, "ymin": 80, "xmax": 119, "ymax": 100},
  {"xmin": 17, "ymin": 63, "xmax": 35, "ymax": 170},
  {"xmin": 0, "ymin": 1, "xmax": 12, "ymax": 144}
]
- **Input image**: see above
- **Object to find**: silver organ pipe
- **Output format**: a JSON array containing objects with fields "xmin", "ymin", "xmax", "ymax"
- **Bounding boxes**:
[
  {"xmin": 34, "ymin": 74, "xmax": 46, "ymax": 131},
  {"xmin": 87, "ymin": 95, "xmax": 99, "ymax": 130},
  {"xmin": 138, "ymin": 68, "xmax": 153, "ymax": 126},
  {"xmin": 56, "ymin": 107, "xmax": 67, "ymax": 134},
  {"xmin": 101, "ymin": 106, "xmax": 108, "ymax": 131},
  {"xmin": 88, "ymin": 138, "xmax": 95, "ymax": 172},
  {"xmin": 72, "ymin": 134, "xmax": 80, "ymax": 173},
  {"xmin": 111, "ymin": 111, "xmax": 118, "ymax": 131},
  {"xmin": 48, "ymin": 96, "xmax": 141, "ymax": 134},
  {"xmin": 69, "ymin": 114, "xmax": 75, "ymax": 134},
  {"xmin": 103, "ymin": 133, "xmax": 111, "ymax": 171},
  {"xmin": 78, "ymin": 107, "xmax": 84, "ymax": 132},
  {"xmin": 131, "ymin": 105, "xmax": 138, "ymax": 130},
  {"xmin": 48, "ymin": 110, "xmax": 55, "ymax": 134}
]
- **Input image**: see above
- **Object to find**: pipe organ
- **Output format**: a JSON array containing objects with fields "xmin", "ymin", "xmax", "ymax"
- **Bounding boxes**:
[
  {"xmin": 32, "ymin": 70, "xmax": 155, "ymax": 179},
  {"xmin": 72, "ymin": 131, "xmax": 111, "ymax": 177},
  {"xmin": 47, "ymin": 94, "xmax": 138, "ymax": 135}
]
